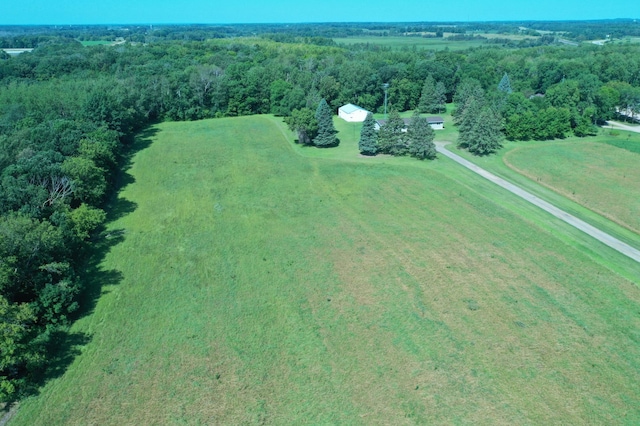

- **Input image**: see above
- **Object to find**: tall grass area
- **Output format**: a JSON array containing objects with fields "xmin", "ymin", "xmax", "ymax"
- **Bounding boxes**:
[{"xmin": 12, "ymin": 116, "xmax": 640, "ymax": 424}]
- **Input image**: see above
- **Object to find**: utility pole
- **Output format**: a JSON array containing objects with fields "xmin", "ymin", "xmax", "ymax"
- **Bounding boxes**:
[{"xmin": 383, "ymin": 83, "xmax": 389, "ymax": 119}]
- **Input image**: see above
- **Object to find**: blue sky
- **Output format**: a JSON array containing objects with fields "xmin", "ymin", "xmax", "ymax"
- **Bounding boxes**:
[{"xmin": 3, "ymin": 1, "xmax": 639, "ymax": 25}]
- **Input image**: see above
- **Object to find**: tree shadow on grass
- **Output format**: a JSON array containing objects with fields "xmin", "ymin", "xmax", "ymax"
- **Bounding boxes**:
[
  {"xmin": 4, "ymin": 125, "xmax": 161, "ymax": 407},
  {"xmin": 75, "ymin": 125, "xmax": 159, "ymax": 320}
]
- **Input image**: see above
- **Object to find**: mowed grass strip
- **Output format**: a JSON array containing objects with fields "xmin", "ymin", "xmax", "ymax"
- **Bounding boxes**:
[
  {"xmin": 504, "ymin": 140, "xmax": 640, "ymax": 235},
  {"xmin": 13, "ymin": 116, "xmax": 640, "ymax": 425}
]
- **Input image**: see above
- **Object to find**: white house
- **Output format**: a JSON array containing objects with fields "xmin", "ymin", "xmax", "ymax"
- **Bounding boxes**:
[
  {"xmin": 338, "ymin": 104, "xmax": 370, "ymax": 122},
  {"xmin": 427, "ymin": 116, "xmax": 444, "ymax": 130},
  {"xmin": 375, "ymin": 116, "xmax": 444, "ymax": 131}
]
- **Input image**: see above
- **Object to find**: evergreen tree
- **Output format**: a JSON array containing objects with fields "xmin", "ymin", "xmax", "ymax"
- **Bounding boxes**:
[
  {"xmin": 434, "ymin": 81, "xmax": 447, "ymax": 113},
  {"xmin": 418, "ymin": 75, "xmax": 436, "ymax": 113},
  {"xmin": 453, "ymin": 78, "xmax": 484, "ymax": 122},
  {"xmin": 358, "ymin": 112, "xmax": 378, "ymax": 156},
  {"xmin": 407, "ymin": 111, "xmax": 436, "ymax": 160},
  {"xmin": 498, "ymin": 72, "xmax": 513, "ymax": 94},
  {"xmin": 419, "ymin": 77, "xmax": 447, "ymax": 114},
  {"xmin": 457, "ymin": 96, "xmax": 483, "ymax": 148},
  {"xmin": 458, "ymin": 97, "xmax": 503, "ymax": 155},
  {"xmin": 313, "ymin": 98, "xmax": 339, "ymax": 148},
  {"xmin": 378, "ymin": 109, "xmax": 407, "ymax": 155}
]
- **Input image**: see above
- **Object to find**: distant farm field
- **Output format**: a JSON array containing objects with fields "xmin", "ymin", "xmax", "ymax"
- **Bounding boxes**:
[
  {"xmin": 12, "ymin": 116, "xmax": 640, "ymax": 424},
  {"xmin": 504, "ymin": 139, "xmax": 640, "ymax": 234},
  {"xmin": 333, "ymin": 36, "xmax": 485, "ymax": 50},
  {"xmin": 78, "ymin": 40, "xmax": 113, "ymax": 46},
  {"xmin": 333, "ymin": 33, "xmax": 536, "ymax": 50}
]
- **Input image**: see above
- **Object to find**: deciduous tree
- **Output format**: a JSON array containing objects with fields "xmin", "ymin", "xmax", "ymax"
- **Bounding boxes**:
[{"xmin": 284, "ymin": 108, "xmax": 317, "ymax": 146}]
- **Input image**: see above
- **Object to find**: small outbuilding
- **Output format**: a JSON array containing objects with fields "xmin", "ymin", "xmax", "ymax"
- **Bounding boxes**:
[
  {"xmin": 375, "ymin": 118, "xmax": 411, "ymax": 132},
  {"xmin": 427, "ymin": 116, "xmax": 444, "ymax": 130},
  {"xmin": 375, "ymin": 116, "xmax": 445, "ymax": 131},
  {"xmin": 338, "ymin": 104, "xmax": 370, "ymax": 122}
]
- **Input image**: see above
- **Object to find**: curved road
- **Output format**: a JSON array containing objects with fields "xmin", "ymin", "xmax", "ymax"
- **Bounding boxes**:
[
  {"xmin": 435, "ymin": 142, "xmax": 640, "ymax": 264},
  {"xmin": 603, "ymin": 120, "xmax": 640, "ymax": 134}
]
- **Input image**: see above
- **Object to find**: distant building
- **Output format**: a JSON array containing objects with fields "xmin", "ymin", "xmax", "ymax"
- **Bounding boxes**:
[
  {"xmin": 375, "ymin": 118, "xmax": 411, "ymax": 132},
  {"xmin": 338, "ymin": 104, "xmax": 369, "ymax": 122},
  {"xmin": 426, "ymin": 116, "xmax": 444, "ymax": 130},
  {"xmin": 375, "ymin": 116, "xmax": 444, "ymax": 131},
  {"xmin": 2, "ymin": 48, "xmax": 34, "ymax": 56}
]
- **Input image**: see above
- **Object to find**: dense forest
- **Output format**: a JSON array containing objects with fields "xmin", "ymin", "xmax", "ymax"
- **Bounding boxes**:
[{"xmin": 1, "ymin": 21, "xmax": 640, "ymax": 401}]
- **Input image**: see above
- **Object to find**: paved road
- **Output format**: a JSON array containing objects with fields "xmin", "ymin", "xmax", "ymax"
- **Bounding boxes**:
[
  {"xmin": 603, "ymin": 120, "xmax": 640, "ymax": 134},
  {"xmin": 435, "ymin": 142, "xmax": 640, "ymax": 264}
]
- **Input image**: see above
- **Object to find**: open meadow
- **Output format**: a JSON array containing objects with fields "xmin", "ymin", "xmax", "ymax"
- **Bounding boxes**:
[
  {"xmin": 503, "ymin": 134, "xmax": 640, "ymax": 235},
  {"xmin": 11, "ymin": 115, "xmax": 640, "ymax": 424},
  {"xmin": 333, "ymin": 36, "xmax": 485, "ymax": 50},
  {"xmin": 333, "ymin": 33, "xmax": 537, "ymax": 50}
]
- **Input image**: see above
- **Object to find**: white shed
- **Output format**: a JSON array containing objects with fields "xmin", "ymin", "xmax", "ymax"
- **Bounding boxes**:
[
  {"xmin": 427, "ymin": 116, "xmax": 445, "ymax": 130},
  {"xmin": 338, "ymin": 104, "xmax": 369, "ymax": 122}
]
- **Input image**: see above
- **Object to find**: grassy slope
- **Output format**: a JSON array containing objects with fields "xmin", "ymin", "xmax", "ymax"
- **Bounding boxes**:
[
  {"xmin": 12, "ymin": 115, "xmax": 640, "ymax": 424},
  {"xmin": 504, "ymin": 136, "xmax": 640, "ymax": 234},
  {"xmin": 447, "ymin": 133, "xmax": 640, "ymax": 284}
]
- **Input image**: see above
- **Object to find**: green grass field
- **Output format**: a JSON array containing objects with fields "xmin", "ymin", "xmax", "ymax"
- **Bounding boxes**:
[
  {"xmin": 333, "ymin": 36, "xmax": 485, "ymax": 50},
  {"xmin": 78, "ymin": 40, "xmax": 113, "ymax": 46},
  {"xmin": 11, "ymin": 115, "xmax": 640, "ymax": 424},
  {"xmin": 333, "ymin": 33, "xmax": 537, "ymax": 50},
  {"xmin": 504, "ymin": 137, "xmax": 640, "ymax": 235}
]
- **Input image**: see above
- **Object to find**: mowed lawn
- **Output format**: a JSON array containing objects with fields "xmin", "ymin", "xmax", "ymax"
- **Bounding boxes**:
[
  {"xmin": 13, "ymin": 116, "xmax": 640, "ymax": 424},
  {"xmin": 504, "ymin": 140, "xmax": 640, "ymax": 234}
]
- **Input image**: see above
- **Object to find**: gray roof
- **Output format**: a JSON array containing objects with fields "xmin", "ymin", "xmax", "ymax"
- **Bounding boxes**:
[
  {"xmin": 376, "ymin": 118, "xmax": 411, "ymax": 127},
  {"xmin": 427, "ymin": 116, "xmax": 444, "ymax": 123},
  {"xmin": 339, "ymin": 103, "xmax": 367, "ymax": 114}
]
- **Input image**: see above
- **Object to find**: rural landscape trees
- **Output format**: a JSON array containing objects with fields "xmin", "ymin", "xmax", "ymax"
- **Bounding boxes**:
[{"xmin": 1, "ymin": 20, "xmax": 640, "ymax": 402}]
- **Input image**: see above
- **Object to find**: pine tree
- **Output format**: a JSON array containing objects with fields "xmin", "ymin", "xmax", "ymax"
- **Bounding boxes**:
[
  {"xmin": 358, "ymin": 112, "xmax": 378, "ymax": 156},
  {"xmin": 407, "ymin": 111, "xmax": 436, "ymax": 160},
  {"xmin": 458, "ymin": 97, "xmax": 503, "ymax": 156},
  {"xmin": 313, "ymin": 98, "xmax": 339, "ymax": 148},
  {"xmin": 418, "ymin": 75, "xmax": 436, "ymax": 113},
  {"xmin": 457, "ymin": 96, "xmax": 483, "ymax": 146},
  {"xmin": 434, "ymin": 81, "xmax": 447, "ymax": 113},
  {"xmin": 498, "ymin": 72, "xmax": 513, "ymax": 94},
  {"xmin": 453, "ymin": 78, "xmax": 484, "ymax": 122},
  {"xmin": 378, "ymin": 109, "xmax": 407, "ymax": 155}
]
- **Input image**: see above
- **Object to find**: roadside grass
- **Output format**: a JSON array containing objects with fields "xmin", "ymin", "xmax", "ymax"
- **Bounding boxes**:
[
  {"xmin": 12, "ymin": 115, "xmax": 640, "ymax": 424},
  {"xmin": 503, "ymin": 135, "xmax": 640, "ymax": 235}
]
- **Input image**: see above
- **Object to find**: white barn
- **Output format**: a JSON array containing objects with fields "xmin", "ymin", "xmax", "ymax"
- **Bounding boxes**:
[{"xmin": 338, "ymin": 104, "xmax": 369, "ymax": 122}]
